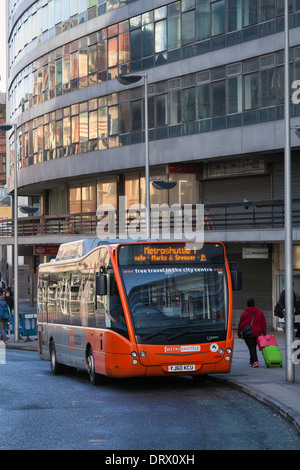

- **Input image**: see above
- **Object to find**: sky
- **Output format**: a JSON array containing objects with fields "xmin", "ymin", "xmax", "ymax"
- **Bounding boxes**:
[{"xmin": 0, "ymin": 1, "xmax": 7, "ymax": 93}]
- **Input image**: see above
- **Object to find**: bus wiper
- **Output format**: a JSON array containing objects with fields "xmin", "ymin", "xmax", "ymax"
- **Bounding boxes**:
[
  {"xmin": 141, "ymin": 327, "xmax": 181, "ymax": 341},
  {"xmin": 168, "ymin": 328, "xmax": 204, "ymax": 340}
]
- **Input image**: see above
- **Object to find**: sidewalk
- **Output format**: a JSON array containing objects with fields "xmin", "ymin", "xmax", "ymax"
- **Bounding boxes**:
[
  {"xmin": 212, "ymin": 332, "xmax": 300, "ymax": 433},
  {"xmin": 4, "ymin": 320, "xmax": 300, "ymax": 433}
]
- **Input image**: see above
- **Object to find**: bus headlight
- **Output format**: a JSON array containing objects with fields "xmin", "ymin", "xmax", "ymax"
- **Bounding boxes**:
[
  {"xmin": 225, "ymin": 356, "xmax": 231, "ymax": 361},
  {"xmin": 140, "ymin": 351, "xmax": 146, "ymax": 357},
  {"xmin": 218, "ymin": 348, "xmax": 224, "ymax": 355},
  {"xmin": 226, "ymin": 348, "xmax": 232, "ymax": 354},
  {"xmin": 131, "ymin": 351, "xmax": 138, "ymax": 358},
  {"xmin": 132, "ymin": 359, "xmax": 138, "ymax": 365}
]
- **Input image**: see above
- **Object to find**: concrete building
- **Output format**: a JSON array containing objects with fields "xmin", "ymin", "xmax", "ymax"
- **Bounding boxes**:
[{"xmin": 5, "ymin": 0, "xmax": 300, "ymax": 327}]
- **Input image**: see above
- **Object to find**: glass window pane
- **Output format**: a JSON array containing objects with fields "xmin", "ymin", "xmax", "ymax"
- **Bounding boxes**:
[
  {"xmin": 243, "ymin": 0, "xmax": 257, "ymax": 26},
  {"xmin": 244, "ymin": 73, "xmax": 259, "ymax": 110},
  {"xmin": 62, "ymin": 0, "xmax": 70, "ymax": 22},
  {"xmin": 196, "ymin": 4, "xmax": 210, "ymax": 40},
  {"xmin": 125, "ymin": 174, "xmax": 140, "ymax": 207},
  {"xmin": 56, "ymin": 59, "xmax": 62, "ymax": 85},
  {"xmin": 277, "ymin": 66, "xmax": 284, "ymax": 104},
  {"xmin": 130, "ymin": 29, "xmax": 142, "ymax": 60},
  {"xmin": 227, "ymin": 76, "xmax": 242, "ymax": 113},
  {"xmin": 182, "ymin": 0, "xmax": 195, "ymax": 12},
  {"xmin": 79, "ymin": 112, "xmax": 88, "ymax": 141},
  {"xmin": 108, "ymin": 36, "xmax": 118, "ymax": 67},
  {"xmin": 78, "ymin": 0, "xmax": 87, "ymax": 14},
  {"xmin": 260, "ymin": 0, "xmax": 275, "ymax": 22},
  {"xmin": 155, "ymin": 20, "xmax": 167, "ymax": 53},
  {"xmin": 154, "ymin": 6, "xmax": 167, "ymax": 21},
  {"xmin": 168, "ymin": 15, "xmax": 181, "ymax": 50},
  {"xmin": 260, "ymin": 69, "xmax": 276, "ymax": 107},
  {"xmin": 98, "ymin": 107, "xmax": 108, "ymax": 138},
  {"xmin": 169, "ymin": 90, "xmax": 181, "ymax": 125},
  {"xmin": 88, "ymin": 44, "xmax": 97, "ymax": 74},
  {"xmin": 56, "ymin": 120, "xmax": 63, "ymax": 147},
  {"xmin": 131, "ymin": 100, "xmax": 142, "ymax": 131},
  {"xmin": 49, "ymin": 121, "xmax": 56, "ymax": 149},
  {"xmin": 63, "ymin": 54, "xmax": 70, "ymax": 84},
  {"xmin": 44, "ymin": 124, "xmax": 50, "ymax": 149},
  {"xmin": 70, "ymin": 0, "xmax": 78, "ymax": 16},
  {"xmin": 97, "ymin": 178, "xmax": 117, "ymax": 207},
  {"xmin": 227, "ymin": 0, "xmax": 242, "ymax": 32},
  {"xmin": 211, "ymin": 0, "xmax": 225, "ymax": 36},
  {"xmin": 89, "ymin": 110, "xmax": 98, "ymax": 139},
  {"xmin": 42, "ymin": 5, "xmax": 48, "ymax": 32},
  {"xmin": 71, "ymin": 51, "xmax": 79, "ymax": 79},
  {"xmin": 108, "ymin": 105, "xmax": 119, "ymax": 135},
  {"xmin": 98, "ymin": 40, "xmax": 107, "ymax": 71},
  {"xmin": 182, "ymin": 10, "xmax": 195, "ymax": 44},
  {"xmin": 63, "ymin": 117, "xmax": 71, "ymax": 146},
  {"xmin": 82, "ymin": 183, "xmax": 96, "ymax": 212},
  {"xmin": 212, "ymin": 81, "xmax": 226, "ymax": 116},
  {"xmin": 156, "ymin": 94, "xmax": 167, "ymax": 126},
  {"xmin": 119, "ymin": 32, "xmax": 130, "ymax": 64},
  {"xmin": 38, "ymin": 125, "xmax": 44, "ymax": 152},
  {"xmin": 49, "ymin": 0, "xmax": 55, "ymax": 29},
  {"xmin": 182, "ymin": 88, "xmax": 196, "ymax": 121},
  {"xmin": 72, "ymin": 115, "xmax": 79, "ymax": 143},
  {"xmin": 142, "ymin": 23, "xmax": 154, "ymax": 57},
  {"xmin": 79, "ymin": 46, "xmax": 88, "ymax": 77},
  {"xmin": 197, "ymin": 83, "xmax": 211, "ymax": 119},
  {"xmin": 119, "ymin": 102, "xmax": 130, "ymax": 133},
  {"xmin": 69, "ymin": 185, "xmax": 81, "ymax": 213},
  {"xmin": 55, "ymin": 0, "xmax": 62, "ymax": 24}
]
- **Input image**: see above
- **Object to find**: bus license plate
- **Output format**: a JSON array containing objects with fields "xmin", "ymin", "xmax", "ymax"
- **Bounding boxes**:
[{"xmin": 168, "ymin": 364, "xmax": 196, "ymax": 372}]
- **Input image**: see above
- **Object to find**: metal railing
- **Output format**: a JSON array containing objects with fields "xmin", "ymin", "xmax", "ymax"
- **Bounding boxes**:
[{"xmin": 0, "ymin": 199, "xmax": 298, "ymax": 238}]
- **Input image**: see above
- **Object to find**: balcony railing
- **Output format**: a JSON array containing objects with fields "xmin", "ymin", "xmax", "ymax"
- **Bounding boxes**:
[{"xmin": 0, "ymin": 199, "xmax": 298, "ymax": 239}]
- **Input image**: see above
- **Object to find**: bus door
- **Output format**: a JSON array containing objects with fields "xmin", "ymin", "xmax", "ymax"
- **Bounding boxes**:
[{"xmin": 37, "ymin": 275, "xmax": 50, "ymax": 358}]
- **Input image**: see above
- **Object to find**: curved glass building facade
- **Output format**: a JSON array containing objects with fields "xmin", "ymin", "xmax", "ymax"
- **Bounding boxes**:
[{"xmin": 6, "ymin": 0, "xmax": 300, "ymax": 326}]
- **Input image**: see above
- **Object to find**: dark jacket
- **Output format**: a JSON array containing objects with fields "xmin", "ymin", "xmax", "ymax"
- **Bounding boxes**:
[{"xmin": 237, "ymin": 306, "xmax": 267, "ymax": 338}]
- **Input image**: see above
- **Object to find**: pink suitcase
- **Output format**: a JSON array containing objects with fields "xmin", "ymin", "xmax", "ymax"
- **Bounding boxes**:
[{"xmin": 257, "ymin": 335, "xmax": 278, "ymax": 351}]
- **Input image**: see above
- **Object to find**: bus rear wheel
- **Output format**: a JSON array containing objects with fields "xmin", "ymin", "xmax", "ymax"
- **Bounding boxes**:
[
  {"xmin": 87, "ymin": 347, "xmax": 104, "ymax": 385},
  {"xmin": 50, "ymin": 341, "xmax": 65, "ymax": 375}
]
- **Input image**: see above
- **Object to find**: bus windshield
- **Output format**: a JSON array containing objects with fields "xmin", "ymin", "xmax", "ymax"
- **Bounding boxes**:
[{"xmin": 120, "ymin": 266, "xmax": 228, "ymax": 343}]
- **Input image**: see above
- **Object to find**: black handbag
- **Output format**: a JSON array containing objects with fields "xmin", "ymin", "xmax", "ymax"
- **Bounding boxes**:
[
  {"xmin": 274, "ymin": 303, "xmax": 284, "ymax": 319},
  {"xmin": 241, "ymin": 314, "xmax": 255, "ymax": 339}
]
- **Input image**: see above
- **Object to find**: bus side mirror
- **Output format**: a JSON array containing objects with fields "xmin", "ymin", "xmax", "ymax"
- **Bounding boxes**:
[
  {"xmin": 96, "ymin": 275, "xmax": 107, "ymax": 296},
  {"xmin": 231, "ymin": 270, "xmax": 242, "ymax": 291}
]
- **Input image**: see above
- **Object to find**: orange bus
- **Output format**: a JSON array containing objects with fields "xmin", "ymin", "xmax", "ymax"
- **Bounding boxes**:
[{"xmin": 37, "ymin": 239, "xmax": 241, "ymax": 384}]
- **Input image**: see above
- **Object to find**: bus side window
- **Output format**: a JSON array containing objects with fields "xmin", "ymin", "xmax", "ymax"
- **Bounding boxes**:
[
  {"xmin": 106, "ymin": 273, "xmax": 128, "ymax": 337},
  {"xmin": 95, "ymin": 286, "xmax": 107, "ymax": 329}
]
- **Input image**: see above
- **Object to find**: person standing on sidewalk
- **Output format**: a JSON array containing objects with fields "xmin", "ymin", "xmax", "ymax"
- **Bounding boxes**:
[
  {"xmin": 238, "ymin": 298, "xmax": 267, "ymax": 368},
  {"xmin": 0, "ymin": 295, "xmax": 10, "ymax": 343}
]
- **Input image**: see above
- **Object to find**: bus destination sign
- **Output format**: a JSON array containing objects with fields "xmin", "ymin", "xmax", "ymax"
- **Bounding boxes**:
[{"xmin": 118, "ymin": 243, "xmax": 225, "ymax": 266}]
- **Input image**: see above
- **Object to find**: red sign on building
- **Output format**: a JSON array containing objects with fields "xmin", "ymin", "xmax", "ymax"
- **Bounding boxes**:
[{"xmin": 34, "ymin": 245, "xmax": 60, "ymax": 256}]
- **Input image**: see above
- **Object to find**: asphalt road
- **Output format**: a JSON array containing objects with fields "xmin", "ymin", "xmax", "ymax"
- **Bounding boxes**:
[{"xmin": 1, "ymin": 349, "xmax": 300, "ymax": 451}]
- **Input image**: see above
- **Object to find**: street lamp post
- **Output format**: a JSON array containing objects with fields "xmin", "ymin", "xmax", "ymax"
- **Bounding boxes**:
[
  {"xmin": 0, "ymin": 123, "xmax": 19, "ymax": 343},
  {"xmin": 117, "ymin": 73, "xmax": 151, "ymax": 239},
  {"xmin": 117, "ymin": 74, "xmax": 177, "ymax": 238},
  {"xmin": 284, "ymin": 0, "xmax": 294, "ymax": 382}
]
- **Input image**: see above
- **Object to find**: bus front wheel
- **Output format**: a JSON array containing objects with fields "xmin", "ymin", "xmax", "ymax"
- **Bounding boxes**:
[
  {"xmin": 50, "ymin": 341, "xmax": 65, "ymax": 375},
  {"xmin": 87, "ymin": 347, "xmax": 104, "ymax": 385}
]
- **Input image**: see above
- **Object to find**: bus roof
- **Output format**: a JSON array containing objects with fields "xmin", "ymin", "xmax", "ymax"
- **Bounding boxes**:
[
  {"xmin": 54, "ymin": 238, "xmax": 155, "ymax": 262},
  {"xmin": 52, "ymin": 239, "xmax": 222, "ymax": 263}
]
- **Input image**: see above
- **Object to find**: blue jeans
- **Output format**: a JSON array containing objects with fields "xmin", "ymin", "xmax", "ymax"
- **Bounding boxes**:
[{"xmin": 0, "ymin": 319, "xmax": 8, "ymax": 341}]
